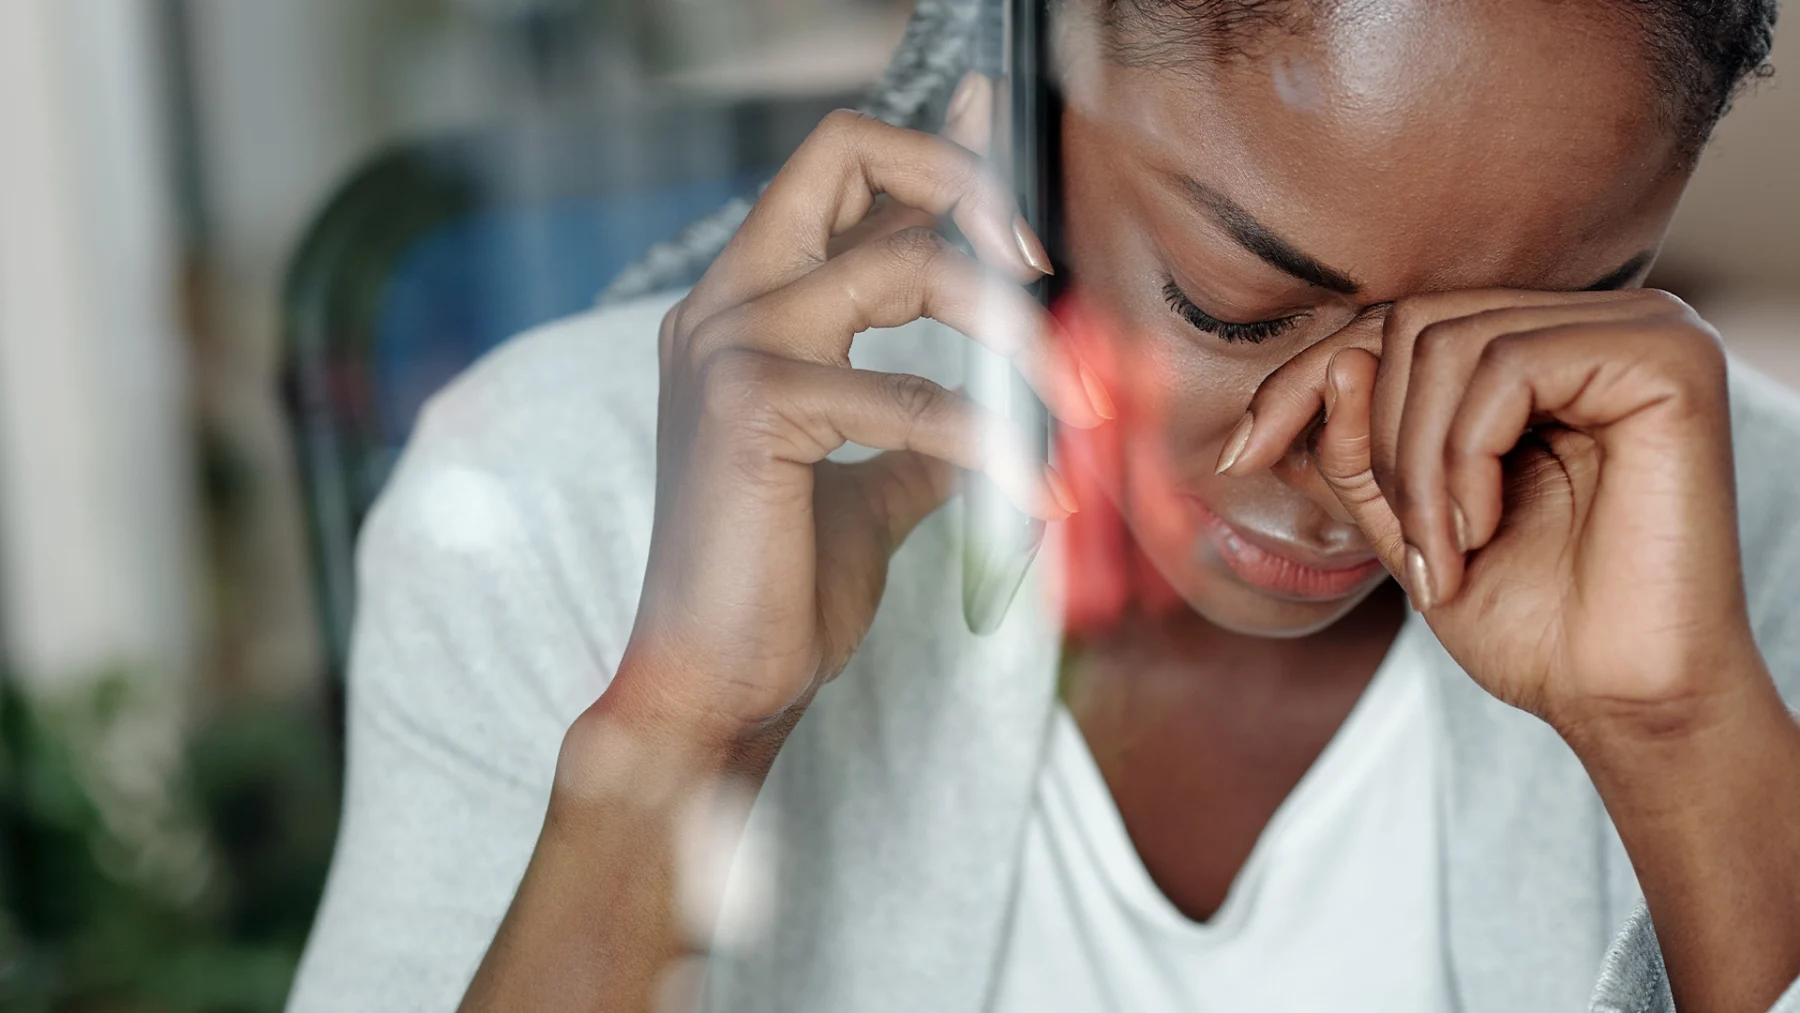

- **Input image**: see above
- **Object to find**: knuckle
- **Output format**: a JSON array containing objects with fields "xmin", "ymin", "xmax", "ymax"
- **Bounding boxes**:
[
  {"xmin": 880, "ymin": 371, "xmax": 950, "ymax": 422},
  {"xmin": 795, "ymin": 108, "xmax": 884, "ymax": 175},
  {"xmin": 1410, "ymin": 320, "xmax": 1463, "ymax": 363},
  {"xmin": 816, "ymin": 107, "xmax": 877, "ymax": 144},
  {"xmin": 683, "ymin": 310, "xmax": 742, "ymax": 368},
  {"xmin": 666, "ymin": 298, "xmax": 700, "ymax": 343},
  {"xmin": 1633, "ymin": 287, "xmax": 1692, "ymax": 316},
  {"xmin": 1444, "ymin": 423, "xmax": 1483, "ymax": 469},
  {"xmin": 1382, "ymin": 298, "xmax": 1433, "ymax": 346},
  {"xmin": 1663, "ymin": 312, "xmax": 1726, "ymax": 361},
  {"xmin": 1476, "ymin": 333, "xmax": 1533, "ymax": 377},
  {"xmin": 883, "ymin": 225, "xmax": 951, "ymax": 269},
  {"xmin": 695, "ymin": 347, "xmax": 779, "ymax": 421},
  {"xmin": 879, "ymin": 227, "xmax": 953, "ymax": 310},
  {"xmin": 1650, "ymin": 318, "xmax": 1729, "ymax": 400}
]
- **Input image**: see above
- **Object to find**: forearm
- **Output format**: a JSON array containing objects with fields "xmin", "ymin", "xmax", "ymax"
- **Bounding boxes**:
[
  {"xmin": 461, "ymin": 665, "xmax": 790, "ymax": 1013},
  {"xmin": 1568, "ymin": 658, "xmax": 1800, "ymax": 1013}
]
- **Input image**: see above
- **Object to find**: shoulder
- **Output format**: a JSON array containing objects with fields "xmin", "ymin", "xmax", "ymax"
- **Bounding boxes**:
[
  {"xmin": 349, "ymin": 290, "xmax": 680, "ymax": 728},
  {"xmin": 399, "ymin": 288, "xmax": 678, "ymax": 492},
  {"xmin": 1727, "ymin": 359, "xmax": 1800, "ymax": 698},
  {"xmin": 353, "ymin": 286, "xmax": 960, "ymax": 716},
  {"xmin": 394, "ymin": 285, "xmax": 965, "ymax": 489},
  {"xmin": 369, "ymin": 286, "xmax": 679, "ymax": 608}
]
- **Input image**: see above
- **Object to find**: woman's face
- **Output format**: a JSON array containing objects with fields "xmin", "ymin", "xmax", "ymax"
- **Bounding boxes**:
[{"xmin": 1057, "ymin": 0, "xmax": 1691, "ymax": 638}]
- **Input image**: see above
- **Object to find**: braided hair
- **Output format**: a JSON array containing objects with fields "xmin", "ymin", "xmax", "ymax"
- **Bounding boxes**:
[{"xmin": 601, "ymin": 0, "xmax": 1778, "ymax": 305}]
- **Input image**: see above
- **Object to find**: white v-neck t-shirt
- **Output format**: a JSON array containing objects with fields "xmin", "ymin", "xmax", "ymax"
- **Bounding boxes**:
[{"xmin": 989, "ymin": 618, "xmax": 1453, "ymax": 1013}]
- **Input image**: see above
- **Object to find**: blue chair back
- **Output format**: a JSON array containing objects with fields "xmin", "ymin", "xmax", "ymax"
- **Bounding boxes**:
[{"xmin": 282, "ymin": 94, "xmax": 846, "ymax": 676}]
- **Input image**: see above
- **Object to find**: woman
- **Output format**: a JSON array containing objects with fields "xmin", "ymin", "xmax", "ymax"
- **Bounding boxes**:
[{"xmin": 289, "ymin": 1, "xmax": 1800, "ymax": 1011}]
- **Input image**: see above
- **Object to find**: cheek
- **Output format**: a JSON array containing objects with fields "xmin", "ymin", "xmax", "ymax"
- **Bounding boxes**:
[
  {"xmin": 1067, "ymin": 302, "xmax": 1263, "ymax": 473},
  {"xmin": 1057, "ymin": 136, "xmax": 1284, "ymax": 464}
]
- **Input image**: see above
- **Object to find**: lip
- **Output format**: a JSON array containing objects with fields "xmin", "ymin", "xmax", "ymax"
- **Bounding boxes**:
[{"xmin": 1188, "ymin": 498, "xmax": 1388, "ymax": 602}]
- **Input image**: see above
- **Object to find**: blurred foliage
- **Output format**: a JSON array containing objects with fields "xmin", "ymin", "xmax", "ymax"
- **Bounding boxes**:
[{"xmin": 0, "ymin": 675, "xmax": 340, "ymax": 1013}]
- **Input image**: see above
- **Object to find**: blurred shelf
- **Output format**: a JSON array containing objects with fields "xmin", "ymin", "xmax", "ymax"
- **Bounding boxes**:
[{"xmin": 651, "ymin": 5, "xmax": 910, "ymax": 99}]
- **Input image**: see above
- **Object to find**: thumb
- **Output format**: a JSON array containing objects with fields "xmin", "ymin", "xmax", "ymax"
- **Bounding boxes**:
[
  {"xmin": 1316, "ymin": 349, "xmax": 1408, "ymax": 578},
  {"xmin": 848, "ymin": 449, "xmax": 960, "ymax": 553}
]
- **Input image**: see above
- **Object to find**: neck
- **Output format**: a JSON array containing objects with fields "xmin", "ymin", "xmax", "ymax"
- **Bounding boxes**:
[{"xmin": 1064, "ymin": 580, "xmax": 1407, "ymax": 705}]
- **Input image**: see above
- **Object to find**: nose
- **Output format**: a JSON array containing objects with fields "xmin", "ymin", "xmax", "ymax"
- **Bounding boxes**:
[{"xmin": 1268, "ymin": 417, "xmax": 1358, "ymax": 526}]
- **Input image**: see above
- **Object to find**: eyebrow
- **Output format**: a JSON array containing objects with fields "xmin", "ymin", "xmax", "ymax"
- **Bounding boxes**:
[
  {"xmin": 1582, "ymin": 251, "xmax": 1654, "ymax": 291},
  {"xmin": 1170, "ymin": 174, "xmax": 1363, "ymax": 295}
]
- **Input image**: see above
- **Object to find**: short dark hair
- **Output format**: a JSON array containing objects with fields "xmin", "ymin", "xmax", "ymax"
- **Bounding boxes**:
[{"xmin": 1096, "ymin": 0, "xmax": 1779, "ymax": 161}]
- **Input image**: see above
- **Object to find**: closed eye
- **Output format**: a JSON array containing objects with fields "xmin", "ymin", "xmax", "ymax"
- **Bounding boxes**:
[{"xmin": 1163, "ymin": 280, "xmax": 1303, "ymax": 344}]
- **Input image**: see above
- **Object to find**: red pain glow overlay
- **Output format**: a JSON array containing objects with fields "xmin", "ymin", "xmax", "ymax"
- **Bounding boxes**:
[
  {"xmin": 1052, "ymin": 292, "xmax": 1187, "ymax": 637},
  {"xmin": 1047, "ymin": 294, "xmax": 1383, "ymax": 637}
]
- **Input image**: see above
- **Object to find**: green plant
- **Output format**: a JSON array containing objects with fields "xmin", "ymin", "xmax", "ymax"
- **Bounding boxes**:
[{"xmin": 0, "ymin": 675, "xmax": 340, "ymax": 1013}]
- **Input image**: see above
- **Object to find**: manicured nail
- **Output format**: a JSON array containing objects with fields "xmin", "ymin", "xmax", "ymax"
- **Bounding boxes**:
[
  {"xmin": 1450, "ymin": 500, "xmax": 1471, "ymax": 553},
  {"xmin": 1216, "ymin": 412, "xmax": 1254, "ymax": 474},
  {"xmin": 1045, "ymin": 465, "xmax": 1080, "ymax": 515},
  {"xmin": 1013, "ymin": 217, "xmax": 1054, "ymax": 275},
  {"xmin": 1405, "ymin": 544, "xmax": 1437, "ymax": 611},
  {"xmin": 1077, "ymin": 362, "xmax": 1116, "ymax": 420},
  {"xmin": 946, "ymin": 73, "xmax": 979, "ymax": 125}
]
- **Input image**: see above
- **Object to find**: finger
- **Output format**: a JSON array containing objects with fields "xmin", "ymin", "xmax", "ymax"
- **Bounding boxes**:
[
  {"xmin": 1215, "ymin": 319, "xmax": 1380, "ymax": 476},
  {"xmin": 1388, "ymin": 292, "xmax": 1696, "ymax": 603},
  {"xmin": 824, "ymin": 74, "xmax": 996, "ymax": 260},
  {"xmin": 1315, "ymin": 348, "xmax": 1409, "ymax": 582},
  {"xmin": 843, "ymin": 450, "xmax": 959, "ymax": 551},
  {"xmin": 694, "ymin": 349, "xmax": 1075, "ymax": 520},
  {"xmin": 826, "ymin": 195, "xmax": 937, "ymax": 260},
  {"xmin": 940, "ymin": 72, "xmax": 995, "ymax": 155},
  {"xmin": 696, "ymin": 110, "xmax": 1046, "ymax": 313},
  {"xmin": 1370, "ymin": 288, "xmax": 1651, "ymax": 494},
  {"xmin": 1442, "ymin": 316, "xmax": 1730, "ymax": 561},
  {"xmin": 696, "ymin": 226, "xmax": 1110, "ymax": 427}
]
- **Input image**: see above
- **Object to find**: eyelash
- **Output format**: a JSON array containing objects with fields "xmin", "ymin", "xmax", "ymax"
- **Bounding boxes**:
[{"xmin": 1162, "ymin": 281, "xmax": 1302, "ymax": 344}]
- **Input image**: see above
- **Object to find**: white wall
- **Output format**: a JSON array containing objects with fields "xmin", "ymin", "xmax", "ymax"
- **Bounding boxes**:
[{"xmin": 0, "ymin": 0, "xmax": 197, "ymax": 689}]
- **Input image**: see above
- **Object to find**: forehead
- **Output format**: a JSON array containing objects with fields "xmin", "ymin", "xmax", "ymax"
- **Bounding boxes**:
[{"xmin": 1069, "ymin": 0, "xmax": 1688, "ymax": 294}]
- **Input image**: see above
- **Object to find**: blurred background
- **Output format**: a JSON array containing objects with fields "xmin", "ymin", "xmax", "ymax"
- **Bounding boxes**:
[{"xmin": 0, "ymin": 1, "xmax": 1792, "ymax": 1009}]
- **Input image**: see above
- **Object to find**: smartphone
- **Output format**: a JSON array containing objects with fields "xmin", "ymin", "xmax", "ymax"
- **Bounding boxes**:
[{"xmin": 962, "ymin": 0, "xmax": 1060, "ymax": 635}]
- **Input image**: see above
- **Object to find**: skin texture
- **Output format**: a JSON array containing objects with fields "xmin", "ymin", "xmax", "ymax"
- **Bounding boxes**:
[
  {"xmin": 463, "ymin": 3, "xmax": 1800, "ymax": 1011},
  {"xmin": 1049, "ymin": 0, "xmax": 1689, "ymax": 921}
]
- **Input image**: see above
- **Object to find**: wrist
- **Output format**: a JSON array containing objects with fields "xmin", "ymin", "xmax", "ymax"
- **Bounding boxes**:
[
  {"xmin": 1557, "ymin": 648, "xmax": 1800, "ymax": 841},
  {"xmin": 1556, "ymin": 651, "xmax": 1800, "ymax": 1012},
  {"xmin": 1552, "ymin": 638, "xmax": 1776, "ymax": 768},
  {"xmin": 553, "ymin": 652, "xmax": 796, "ymax": 814}
]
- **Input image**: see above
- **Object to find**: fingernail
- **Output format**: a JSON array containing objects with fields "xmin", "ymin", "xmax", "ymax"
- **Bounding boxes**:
[
  {"xmin": 1013, "ymin": 217, "xmax": 1054, "ymax": 275},
  {"xmin": 946, "ymin": 73, "xmax": 979, "ymax": 125},
  {"xmin": 1405, "ymin": 544, "xmax": 1437, "ymax": 611},
  {"xmin": 1077, "ymin": 362, "xmax": 1116, "ymax": 420},
  {"xmin": 1215, "ymin": 412, "xmax": 1254, "ymax": 474},
  {"xmin": 1045, "ymin": 465, "xmax": 1080, "ymax": 515},
  {"xmin": 1450, "ymin": 500, "xmax": 1471, "ymax": 553}
]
